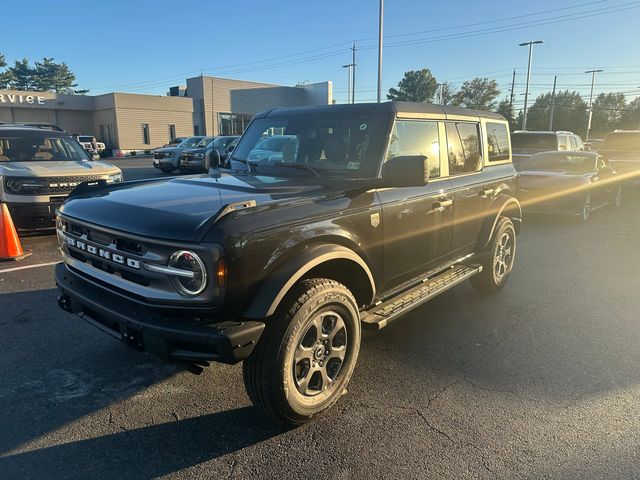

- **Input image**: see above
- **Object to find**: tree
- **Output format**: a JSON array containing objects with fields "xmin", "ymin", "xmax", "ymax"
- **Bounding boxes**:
[
  {"xmin": 435, "ymin": 81, "xmax": 456, "ymax": 105},
  {"xmin": 525, "ymin": 90, "xmax": 587, "ymax": 134},
  {"xmin": 8, "ymin": 58, "xmax": 36, "ymax": 90},
  {"xmin": 387, "ymin": 68, "xmax": 437, "ymax": 102},
  {"xmin": 0, "ymin": 54, "xmax": 13, "ymax": 88},
  {"xmin": 453, "ymin": 77, "xmax": 500, "ymax": 110},
  {"xmin": 2, "ymin": 54, "xmax": 87, "ymax": 93},
  {"xmin": 495, "ymin": 98, "xmax": 517, "ymax": 130},
  {"xmin": 620, "ymin": 97, "xmax": 640, "ymax": 130},
  {"xmin": 591, "ymin": 93, "xmax": 626, "ymax": 137}
]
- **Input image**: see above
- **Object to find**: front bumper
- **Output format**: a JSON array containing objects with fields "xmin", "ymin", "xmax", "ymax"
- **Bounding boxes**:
[
  {"xmin": 153, "ymin": 156, "xmax": 178, "ymax": 169},
  {"xmin": 8, "ymin": 201, "xmax": 62, "ymax": 230},
  {"xmin": 55, "ymin": 263, "xmax": 265, "ymax": 367},
  {"xmin": 179, "ymin": 157, "xmax": 205, "ymax": 172}
]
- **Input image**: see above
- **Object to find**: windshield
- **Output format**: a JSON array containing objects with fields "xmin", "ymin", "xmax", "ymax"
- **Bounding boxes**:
[
  {"xmin": 0, "ymin": 133, "xmax": 90, "ymax": 162},
  {"xmin": 601, "ymin": 132, "xmax": 640, "ymax": 151},
  {"xmin": 231, "ymin": 114, "xmax": 390, "ymax": 178},
  {"xmin": 195, "ymin": 136, "xmax": 214, "ymax": 148},
  {"xmin": 526, "ymin": 152, "xmax": 596, "ymax": 173},
  {"xmin": 213, "ymin": 136, "xmax": 237, "ymax": 149},
  {"xmin": 178, "ymin": 137, "xmax": 203, "ymax": 148},
  {"xmin": 511, "ymin": 133, "xmax": 557, "ymax": 150}
]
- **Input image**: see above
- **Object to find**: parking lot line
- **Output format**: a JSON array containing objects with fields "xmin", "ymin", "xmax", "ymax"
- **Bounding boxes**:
[{"xmin": 0, "ymin": 261, "xmax": 59, "ymax": 274}]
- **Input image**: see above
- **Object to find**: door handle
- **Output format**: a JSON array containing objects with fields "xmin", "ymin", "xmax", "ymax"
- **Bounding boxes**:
[
  {"xmin": 432, "ymin": 199, "xmax": 453, "ymax": 211},
  {"xmin": 480, "ymin": 188, "xmax": 494, "ymax": 197}
]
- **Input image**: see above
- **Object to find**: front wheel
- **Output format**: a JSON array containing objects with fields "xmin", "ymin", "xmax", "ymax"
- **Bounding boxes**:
[
  {"xmin": 243, "ymin": 278, "xmax": 361, "ymax": 426},
  {"xmin": 470, "ymin": 217, "xmax": 517, "ymax": 294}
]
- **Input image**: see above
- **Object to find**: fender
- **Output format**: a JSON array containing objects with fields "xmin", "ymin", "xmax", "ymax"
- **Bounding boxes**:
[
  {"xmin": 243, "ymin": 244, "xmax": 376, "ymax": 319},
  {"xmin": 476, "ymin": 195, "xmax": 522, "ymax": 251}
]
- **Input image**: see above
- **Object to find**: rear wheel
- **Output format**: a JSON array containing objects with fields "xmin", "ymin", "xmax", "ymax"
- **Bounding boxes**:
[
  {"xmin": 243, "ymin": 278, "xmax": 361, "ymax": 426},
  {"xmin": 470, "ymin": 217, "xmax": 516, "ymax": 294}
]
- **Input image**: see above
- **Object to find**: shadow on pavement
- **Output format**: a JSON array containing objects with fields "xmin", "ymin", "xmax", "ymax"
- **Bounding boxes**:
[{"xmin": 0, "ymin": 407, "xmax": 285, "ymax": 480}]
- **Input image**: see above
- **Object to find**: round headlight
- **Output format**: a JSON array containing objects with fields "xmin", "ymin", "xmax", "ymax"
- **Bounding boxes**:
[
  {"xmin": 6, "ymin": 179, "xmax": 24, "ymax": 192},
  {"xmin": 169, "ymin": 250, "xmax": 207, "ymax": 296}
]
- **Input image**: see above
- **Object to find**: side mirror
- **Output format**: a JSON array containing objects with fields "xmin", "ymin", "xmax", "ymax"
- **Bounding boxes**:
[
  {"xmin": 381, "ymin": 155, "xmax": 429, "ymax": 187},
  {"xmin": 204, "ymin": 148, "xmax": 221, "ymax": 171}
]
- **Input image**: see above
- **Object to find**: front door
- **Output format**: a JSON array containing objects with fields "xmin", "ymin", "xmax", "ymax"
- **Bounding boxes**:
[{"xmin": 377, "ymin": 119, "xmax": 454, "ymax": 293}]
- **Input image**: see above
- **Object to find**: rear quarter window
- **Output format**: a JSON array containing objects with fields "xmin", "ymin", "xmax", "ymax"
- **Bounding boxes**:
[{"xmin": 486, "ymin": 122, "xmax": 510, "ymax": 162}]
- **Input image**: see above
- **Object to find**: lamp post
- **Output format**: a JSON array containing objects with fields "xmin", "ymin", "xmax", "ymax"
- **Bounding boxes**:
[
  {"xmin": 519, "ymin": 40, "xmax": 543, "ymax": 130},
  {"xmin": 585, "ymin": 69, "xmax": 603, "ymax": 142},
  {"xmin": 377, "ymin": 0, "xmax": 384, "ymax": 103},
  {"xmin": 342, "ymin": 63, "xmax": 354, "ymax": 104}
]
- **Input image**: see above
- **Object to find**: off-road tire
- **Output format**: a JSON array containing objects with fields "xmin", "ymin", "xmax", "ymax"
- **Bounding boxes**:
[
  {"xmin": 470, "ymin": 217, "xmax": 516, "ymax": 294},
  {"xmin": 243, "ymin": 278, "xmax": 361, "ymax": 426}
]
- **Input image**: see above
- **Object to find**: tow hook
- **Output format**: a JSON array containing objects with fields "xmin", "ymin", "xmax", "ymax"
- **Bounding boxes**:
[{"xmin": 57, "ymin": 295, "xmax": 72, "ymax": 312}]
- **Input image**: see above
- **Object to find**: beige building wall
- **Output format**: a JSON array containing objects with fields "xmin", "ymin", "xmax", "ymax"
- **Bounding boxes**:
[{"xmin": 111, "ymin": 93, "xmax": 195, "ymax": 150}]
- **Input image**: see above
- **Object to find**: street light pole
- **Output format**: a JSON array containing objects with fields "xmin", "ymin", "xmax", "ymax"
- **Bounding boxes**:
[
  {"xmin": 351, "ymin": 42, "xmax": 357, "ymax": 104},
  {"xmin": 377, "ymin": 0, "xmax": 384, "ymax": 103},
  {"xmin": 585, "ymin": 69, "xmax": 603, "ymax": 142},
  {"xmin": 342, "ymin": 64, "xmax": 354, "ymax": 103},
  {"xmin": 519, "ymin": 40, "xmax": 543, "ymax": 131}
]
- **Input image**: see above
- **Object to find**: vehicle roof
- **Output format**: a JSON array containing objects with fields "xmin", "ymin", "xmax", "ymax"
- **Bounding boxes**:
[
  {"xmin": 256, "ymin": 101, "xmax": 506, "ymax": 121},
  {"xmin": 0, "ymin": 122, "xmax": 66, "ymax": 132},
  {"xmin": 0, "ymin": 125, "xmax": 71, "ymax": 137}
]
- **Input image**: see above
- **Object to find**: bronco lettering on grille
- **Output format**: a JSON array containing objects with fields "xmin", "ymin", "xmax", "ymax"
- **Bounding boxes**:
[{"xmin": 65, "ymin": 236, "xmax": 141, "ymax": 269}]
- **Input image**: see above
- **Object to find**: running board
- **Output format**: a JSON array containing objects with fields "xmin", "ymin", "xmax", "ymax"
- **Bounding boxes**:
[{"xmin": 361, "ymin": 264, "xmax": 482, "ymax": 330}]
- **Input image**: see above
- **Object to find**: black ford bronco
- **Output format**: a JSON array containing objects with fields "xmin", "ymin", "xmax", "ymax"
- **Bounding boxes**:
[{"xmin": 55, "ymin": 102, "xmax": 521, "ymax": 425}]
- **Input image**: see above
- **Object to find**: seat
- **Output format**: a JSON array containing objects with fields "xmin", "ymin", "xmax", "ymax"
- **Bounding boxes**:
[
  {"xmin": 323, "ymin": 133, "xmax": 348, "ymax": 166},
  {"xmin": 32, "ymin": 138, "xmax": 54, "ymax": 160},
  {"xmin": 0, "ymin": 145, "xmax": 8, "ymax": 161}
]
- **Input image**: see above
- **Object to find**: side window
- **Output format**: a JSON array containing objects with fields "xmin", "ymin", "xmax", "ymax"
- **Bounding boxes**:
[
  {"xmin": 387, "ymin": 120, "xmax": 440, "ymax": 178},
  {"xmin": 574, "ymin": 136, "xmax": 584, "ymax": 151},
  {"xmin": 569, "ymin": 136, "xmax": 577, "ymax": 151},
  {"xmin": 486, "ymin": 122, "xmax": 510, "ymax": 162},
  {"xmin": 558, "ymin": 135, "xmax": 569, "ymax": 151},
  {"xmin": 446, "ymin": 122, "xmax": 481, "ymax": 175}
]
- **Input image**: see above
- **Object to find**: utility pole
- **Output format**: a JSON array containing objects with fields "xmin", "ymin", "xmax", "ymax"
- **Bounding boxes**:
[
  {"xmin": 351, "ymin": 42, "xmax": 357, "ymax": 104},
  {"xmin": 508, "ymin": 69, "xmax": 516, "ymax": 113},
  {"xmin": 377, "ymin": 0, "xmax": 384, "ymax": 103},
  {"xmin": 585, "ymin": 69, "xmax": 603, "ymax": 142},
  {"xmin": 549, "ymin": 75, "xmax": 557, "ymax": 131},
  {"xmin": 519, "ymin": 40, "xmax": 544, "ymax": 130}
]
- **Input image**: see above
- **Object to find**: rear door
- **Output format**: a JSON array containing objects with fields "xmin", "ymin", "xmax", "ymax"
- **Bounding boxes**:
[
  {"xmin": 378, "ymin": 119, "xmax": 454, "ymax": 291},
  {"xmin": 446, "ymin": 121, "xmax": 494, "ymax": 255}
]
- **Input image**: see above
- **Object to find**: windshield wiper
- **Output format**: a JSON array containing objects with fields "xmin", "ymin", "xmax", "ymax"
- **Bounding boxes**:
[{"xmin": 271, "ymin": 162, "xmax": 323, "ymax": 179}]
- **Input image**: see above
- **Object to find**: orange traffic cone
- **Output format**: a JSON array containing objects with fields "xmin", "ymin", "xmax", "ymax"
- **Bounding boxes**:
[{"xmin": 0, "ymin": 203, "xmax": 32, "ymax": 261}]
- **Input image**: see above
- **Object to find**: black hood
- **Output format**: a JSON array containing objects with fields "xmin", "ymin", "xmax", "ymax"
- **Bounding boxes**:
[{"xmin": 59, "ymin": 173, "xmax": 341, "ymax": 242}]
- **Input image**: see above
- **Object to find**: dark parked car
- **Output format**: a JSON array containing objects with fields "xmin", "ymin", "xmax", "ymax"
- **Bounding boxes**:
[
  {"xmin": 179, "ymin": 136, "xmax": 239, "ymax": 173},
  {"xmin": 597, "ymin": 130, "xmax": 640, "ymax": 181},
  {"xmin": 518, "ymin": 151, "xmax": 622, "ymax": 221},
  {"xmin": 511, "ymin": 130, "xmax": 585, "ymax": 169},
  {"xmin": 55, "ymin": 102, "xmax": 522, "ymax": 425},
  {"xmin": 152, "ymin": 136, "xmax": 210, "ymax": 173}
]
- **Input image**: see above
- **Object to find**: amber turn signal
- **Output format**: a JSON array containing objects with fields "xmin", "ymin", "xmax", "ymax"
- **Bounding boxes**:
[{"xmin": 216, "ymin": 257, "xmax": 227, "ymax": 287}]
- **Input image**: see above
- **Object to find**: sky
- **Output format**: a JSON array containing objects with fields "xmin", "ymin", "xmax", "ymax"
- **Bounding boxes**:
[{"xmin": 2, "ymin": 0, "xmax": 639, "ymax": 108}]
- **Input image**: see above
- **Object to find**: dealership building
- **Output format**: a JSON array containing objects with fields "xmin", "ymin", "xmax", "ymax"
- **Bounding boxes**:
[{"xmin": 0, "ymin": 76, "xmax": 332, "ymax": 153}]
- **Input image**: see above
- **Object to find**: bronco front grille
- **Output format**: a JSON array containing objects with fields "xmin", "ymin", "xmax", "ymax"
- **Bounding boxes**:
[{"xmin": 6, "ymin": 175, "xmax": 106, "ymax": 195}]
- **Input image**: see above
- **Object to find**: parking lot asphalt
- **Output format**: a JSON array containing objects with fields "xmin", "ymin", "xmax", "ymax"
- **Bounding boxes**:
[{"xmin": 1, "ymin": 161, "xmax": 639, "ymax": 479}]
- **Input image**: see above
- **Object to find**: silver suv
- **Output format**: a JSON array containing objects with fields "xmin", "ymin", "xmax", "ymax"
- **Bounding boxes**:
[
  {"xmin": 511, "ymin": 130, "xmax": 585, "ymax": 169},
  {"xmin": 0, "ymin": 125, "xmax": 122, "ymax": 230}
]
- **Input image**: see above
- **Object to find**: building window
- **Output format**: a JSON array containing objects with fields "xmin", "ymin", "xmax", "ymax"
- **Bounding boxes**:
[
  {"xmin": 218, "ymin": 113, "xmax": 253, "ymax": 135},
  {"xmin": 142, "ymin": 123, "xmax": 150, "ymax": 145},
  {"xmin": 486, "ymin": 122, "xmax": 510, "ymax": 162},
  {"xmin": 194, "ymin": 125, "xmax": 200, "ymax": 136},
  {"xmin": 168, "ymin": 124, "xmax": 176, "ymax": 141}
]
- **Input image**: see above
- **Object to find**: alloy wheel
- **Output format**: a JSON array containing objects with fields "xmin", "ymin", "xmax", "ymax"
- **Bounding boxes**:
[
  {"xmin": 293, "ymin": 311, "xmax": 347, "ymax": 397},
  {"xmin": 493, "ymin": 232, "xmax": 514, "ymax": 283}
]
